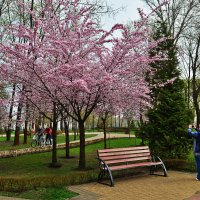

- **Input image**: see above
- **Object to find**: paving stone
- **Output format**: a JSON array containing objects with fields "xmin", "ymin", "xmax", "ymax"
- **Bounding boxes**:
[{"xmin": 69, "ymin": 171, "xmax": 200, "ymax": 200}]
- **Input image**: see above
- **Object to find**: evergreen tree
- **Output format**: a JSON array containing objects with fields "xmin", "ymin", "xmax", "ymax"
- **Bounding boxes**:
[{"xmin": 142, "ymin": 21, "xmax": 192, "ymax": 159}]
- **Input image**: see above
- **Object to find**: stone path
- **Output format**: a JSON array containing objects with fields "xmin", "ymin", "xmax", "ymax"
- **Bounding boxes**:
[{"xmin": 69, "ymin": 171, "xmax": 200, "ymax": 200}]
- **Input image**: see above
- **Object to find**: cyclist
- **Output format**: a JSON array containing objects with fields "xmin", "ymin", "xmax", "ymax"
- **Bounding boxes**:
[
  {"xmin": 37, "ymin": 126, "xmax": 45, "ymax": 144},
  {"xmin": 45, "ymin": 127, "xmax": 52, "ymax": 145}
]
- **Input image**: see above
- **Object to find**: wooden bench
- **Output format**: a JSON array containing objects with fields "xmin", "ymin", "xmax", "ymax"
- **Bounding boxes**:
[{"xmin": 97, "ymin": 146, "xmax": 167, "ymax": 186}]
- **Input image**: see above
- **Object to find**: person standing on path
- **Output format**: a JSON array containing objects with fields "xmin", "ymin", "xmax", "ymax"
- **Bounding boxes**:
[{"xmin": 188, "ymin": 124, "xmax": 200, "ymax": 180}]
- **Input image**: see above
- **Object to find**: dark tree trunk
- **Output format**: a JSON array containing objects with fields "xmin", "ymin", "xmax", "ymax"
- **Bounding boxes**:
[
  {"xmin": 13, "ymin": 101, "xmax": 23, "ymax": 146},
  {"xmin": 92, "ymin": 113, "xmax": 95, "ymax": 131},
  {"xmin": 60, "ymin": 111, "xmax": 64, "ymax": 131},
  {"xmin": 78, "ymin": 120, "xmax": 86, "ymax": 169},
  {"xmin": 50, "ymin": 120, "xmax": 52, "ymax": 128},
  {"xmin": 23, "ymin": 103, "xmax": 29, "ymax": 144},
  {"xmin": 42, "ymin": 115, "xmax": 45, "ymax": 128},
  {"xmin": 72, "ymin": 118, "xmax": 77, "ymax": 140},
  {"xmin": 51, "ymin": 102, "xmax": 58, "ymax": 167},
  {"xmin": 6, "ymin": 84, "xmax": 16, "ymax": 141},
  {"xmin": 31, "ymin": 121, "xmax": 35, "ymax": 136},
  {"xmin": 187, "ymin": 65, "xmax": 190, "ymax": 108},
  {"xmin": 38, "ymin": 113, "xmax": 42, "ymax": 127},
  {"xmin": 23, "ymin": 120, "xmax": 28, "ymax": 144},
  {"xmin": 102, "ymin": 118, "xmax": 107, "ymax": 149},
  {"xmin": 35, "ymin": 117, "xmax": 39, "ymax": 133},
  {"xmin": 192, "ymin": 72, "xmax": 200, "ymax": 126},
  {"xmin": 115, "ymin": 115, "xmax": 117, "ymax": 131},
  {"xmin": 64, "ymin": 119, "xmax": 70, "ymax": 158},
  {"xmin": 126, "ymin": 120, "xmax": 131, "ymax": 136}
]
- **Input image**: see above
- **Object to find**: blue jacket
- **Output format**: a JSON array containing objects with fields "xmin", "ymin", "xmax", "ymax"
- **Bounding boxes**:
[{"xmin": 188, "ymin": 128, "xmax": 200, "ymax": 154}]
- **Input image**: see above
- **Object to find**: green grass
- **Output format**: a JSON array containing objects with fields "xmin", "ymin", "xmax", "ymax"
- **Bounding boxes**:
[
  {"xmin": 0, "ymin": 137, "xmax": 141, "ymax": 196},
  {"xmin": 0, "ymin": 138, "xmax": 141, "ymax": 178},
  {"xmin": 0, "ymin": 186, "xmax": 78, "ymax": 200},
  {"xmin": 0, "ymin": 134, "xmax": 98, "ymax": 151},
  {"xmin": 1, "ymin": 137, "xmax": 196, "ymax": 200}
]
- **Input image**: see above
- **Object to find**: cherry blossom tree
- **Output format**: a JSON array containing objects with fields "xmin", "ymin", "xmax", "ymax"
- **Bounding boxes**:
[{"xmin": 0, "ymin": 0, "xmax": 167, "ymax": 169}]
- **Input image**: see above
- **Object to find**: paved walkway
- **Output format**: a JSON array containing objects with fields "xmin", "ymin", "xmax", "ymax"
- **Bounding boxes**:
[{"xmin": 69, "ymin": 171, "xmax": 200, "ymax": 200}]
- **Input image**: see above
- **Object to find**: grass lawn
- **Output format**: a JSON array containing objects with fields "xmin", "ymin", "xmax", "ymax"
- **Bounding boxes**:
[
  {"xmin": 0, "ymin": 137, "xmax": 141, "ymax": 178},
  {"xmin": 0, "ymin": 134, "xmax": 98, "ymax": 151},
  {"xmin": 0, "ymin": 186, "xmax": 78, "ymax": 200},
  {"xmin": 0, "ymin": 137, "xmax": 141, "ymax": 199},
  {"xmin": 0, "ymin": 137, "xmax": 195, "ymax": 200}
]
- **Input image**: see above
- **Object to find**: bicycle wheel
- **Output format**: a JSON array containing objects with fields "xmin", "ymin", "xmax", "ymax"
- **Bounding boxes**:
[
  {"xmin": 39, "ymin": 138, "xmax": 45, "ymax": 147},
  {"xmin": 45, "ymin": 138, "xmax": 51, "ymax": 145},
  {"xmin": 31, "ymin": 140, "xmax": 37, "ymax": 147}
]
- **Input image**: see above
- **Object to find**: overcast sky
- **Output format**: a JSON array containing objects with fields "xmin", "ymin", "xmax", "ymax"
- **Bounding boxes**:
[{"xmin": 102, "ymin": 0, "xmax": 149, "ymax": 30}]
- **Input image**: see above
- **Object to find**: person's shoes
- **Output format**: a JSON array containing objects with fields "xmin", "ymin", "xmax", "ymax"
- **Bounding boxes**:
[{"xmin": 196, "ymin": 177, "xmax": 200, "ymax": 181}]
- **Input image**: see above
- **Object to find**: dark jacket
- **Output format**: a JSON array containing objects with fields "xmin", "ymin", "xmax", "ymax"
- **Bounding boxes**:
[{"xmin": 188, "ymin": 128, "xmax": 200, "ymax": 154}]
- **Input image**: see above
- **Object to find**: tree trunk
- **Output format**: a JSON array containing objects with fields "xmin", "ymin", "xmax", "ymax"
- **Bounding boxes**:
[
  {"xmin": 187, "ymin": 66, "xmax": 190, "ymax": 108},
  {"xmin": 72, "ymin": 118, "xmax": 77, "ymax": 140},
  {"xmin": 13, "ymin": 101, "xmax": 23, "ymax": 146},
  {"xmin": 23, "ymin": 103, "xmax": 29, "ymax": 144},
  {"xmin": 126, "ymin": 120, "xmax": 131, "ymax": 136},
  {"xmin": 192, "ymin": 72, "xmax": 200, "ymax": 126},
  {"xmin": 102, "ymin": 118, "xmax": 107, "ymax": 149},
  {"xmin": 35, "ymin": 118, "xmax": 39, "ymax": 133},
  {"xmin": 6, "ymin": 84, "xmax": 16, "ymax": 141},
  {"xmin": 78, "ymin": 120, "xmax": 86, "ymax": 169},
  {"xmin": 51, "ymin": 102, "xmax": 58, "ymax": 167},
  {"xmin": 60, "ymin": 112, "xmax": 64, "ymax": 131},
  {"xmin": 31, "ymin": 121, "xmax": 35, "ymax": 137},
  {"xmin": 92, "ymin": 113, "xmax": 95, "ymax": 131},
  {"xmin": 118, "ymin": 115, "xmax": 121, "ymax": 128},
  {"xmin": 23, "ymin": 120, "xmax": 28, "ymax": 144},
  {"xmin": 115, "ymin": 115, "xmax": 117, "ymax": 132},
  {"xmin": 42, "ymin": 115, "xmax": 45, "ymax": 128},
  {"xmin": 64, "ymin": 119, "xmax": 70, "ymax": 158}
]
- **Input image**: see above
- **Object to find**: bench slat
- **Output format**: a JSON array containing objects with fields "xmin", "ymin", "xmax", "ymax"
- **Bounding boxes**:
[
  {"xmin": 110, "ymin": 162, "xmax": 162, "ymax": 171},
  {"xmin": 99, "ymin": 152, "xmax": 151, "ymax": 161},
  {"xmin": 98, "ymin": 146, "xmax": 149, "ymax": 153},
  {"xmin": 99, "ymin": 149, "xmax": 150, "ymax": 157},
  {"xmin": 105, "ymin": 156, "xmax": 151, "ymax": 164}
]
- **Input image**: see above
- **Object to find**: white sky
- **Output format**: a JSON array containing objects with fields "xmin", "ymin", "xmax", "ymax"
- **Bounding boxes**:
[{"xmin": 102, "ymin": 0, "xmax": 149, "ymax": 30}]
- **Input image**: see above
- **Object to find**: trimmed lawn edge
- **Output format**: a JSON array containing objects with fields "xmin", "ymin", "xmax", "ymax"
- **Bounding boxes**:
[{"xmin": 0, "ymin": 170, "xmax": 99, "ymax": 192}]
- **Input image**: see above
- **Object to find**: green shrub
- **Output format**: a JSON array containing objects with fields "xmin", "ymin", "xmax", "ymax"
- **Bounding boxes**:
[{"xmin": 0, "ymin": 170, "xmax": 99, "ymax": 192}]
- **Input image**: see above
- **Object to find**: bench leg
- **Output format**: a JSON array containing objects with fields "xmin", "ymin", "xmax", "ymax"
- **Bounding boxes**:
[
  {"xmin": 98, "ymin": 170, "xmax": 104, "ymax": 182},
  {"xmin": 107, "ymin": 168, "xmax": 114, "ymax": 186},
  {"xmin": 98, "ymin": 169, "xmax": 114, "ymax": 186},
  {"xmin": 161, "ymin": 163, "xmax": 168, "ymax": 177},
  {"xmin": 150, "ymin": 163, "xmax": 168, "ymax": 177}
]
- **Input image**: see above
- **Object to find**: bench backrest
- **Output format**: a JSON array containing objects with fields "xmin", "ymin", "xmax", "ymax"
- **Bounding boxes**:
[{"xmin": 97, "ymin": 146, "xmax": 152, "ymax": 165}]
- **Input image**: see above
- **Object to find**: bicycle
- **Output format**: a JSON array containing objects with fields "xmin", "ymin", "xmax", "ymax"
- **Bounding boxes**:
[
  {"xmin": 45, "ymin": 135, "xmax": 52, "ymax": 145},
  {"xmin": 31, "ymin": 133, "xmax": 45, "ymax": 147}
]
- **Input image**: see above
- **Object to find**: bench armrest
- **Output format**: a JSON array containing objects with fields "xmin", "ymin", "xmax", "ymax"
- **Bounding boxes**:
[
  {"xmin": 151, "ymin": 153, "xmax": 164, "ymax": 164},
  {"xmin": 97, "ymin": 157, "xmax": 110, "ymax": 171}
]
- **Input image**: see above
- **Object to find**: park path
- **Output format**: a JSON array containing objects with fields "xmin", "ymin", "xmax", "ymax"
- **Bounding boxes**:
[
  {"xmin": 0, "ymin": 171, "xmax": 200, "ymax": 200},
  {"xmin": 69, "ymin": 170, "xmax": 200, "ymax": 200},
  {"xmin": 0, "ymin": 132, "xmax": 134, "ymax": 158}
]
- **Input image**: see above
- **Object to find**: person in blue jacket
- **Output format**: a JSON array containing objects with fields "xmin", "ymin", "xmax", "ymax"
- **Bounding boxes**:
[{"xmin": 188, "ymin": 124, "xmax": 200, "ymax": 180}]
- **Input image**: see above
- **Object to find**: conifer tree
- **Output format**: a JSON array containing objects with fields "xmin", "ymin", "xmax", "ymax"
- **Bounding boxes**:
[{"xmin": 142, "ymin": 21, "xmax": 192, "ymax": 159}]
